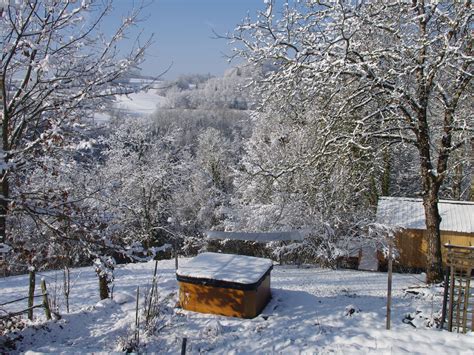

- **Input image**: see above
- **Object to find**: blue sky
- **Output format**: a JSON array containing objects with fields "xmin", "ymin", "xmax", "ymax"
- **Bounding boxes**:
[{"xmin": 105, "ymin": 0, "xmax": 264, "ymax": 79}]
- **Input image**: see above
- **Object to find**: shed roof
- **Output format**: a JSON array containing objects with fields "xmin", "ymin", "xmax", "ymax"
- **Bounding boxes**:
[
  {"xmin": 176, "ymin": 252, "xmax": 273, "ymax": 285},
  {"xmin": 206, "ymin": 231, "xmax": 304, "ymax": 242},
  {"xmin": 376, "ymin": 197, "xmax": 474, "ymax": 234}
]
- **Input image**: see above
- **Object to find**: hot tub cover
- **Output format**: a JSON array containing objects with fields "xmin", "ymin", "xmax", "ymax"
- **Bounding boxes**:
[{"xmin": 176, "ymin": 252, "xmax": 273, "ymax": 285}]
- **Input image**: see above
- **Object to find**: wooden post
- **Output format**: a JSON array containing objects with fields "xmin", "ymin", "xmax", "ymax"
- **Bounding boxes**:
[
  {"xmin": 146, "ymin": 260, "xmax": 158, "ymax": 324},
  {"xmin": 441, "ymin": 267, "xmax": 450, "ymax": 329},
  {"xmin": 181, "ymin": 337, "xmax": 187, "ymax": 355},
  {"xmin": 135, "ymin": 286, "xmax": 140, "ymax": 346},
  {"xmin": 386, "ymin": 243, "xmax": 393, "ymax": 330},
  {"xmin": 454, "ymin": 270, "xmax": 463, "ymax": 333},
  {"xmin": 41, "ymin": 279, "xmax": 52, "ymax": 320},
  {"xmin": 174, "ymin": 240, "xmax": 179, "ymax": 270},
  {"xmin": 448, "ymin": 264, "xmax": 455, "ymax": 332},
  {"xmin": 28, "ymin": 268, "xmax": 36, "ymax": 320},
  {"xmin": 461, "ymin": 271, "xmax": 471, "ymax": 333},
  {"xmin": 153, "ymin": 258, "xmax": 158, "ymax": 279},
  {"xmin": 63, "ymin": 266, "xmax": 70, "ymax": 313}
]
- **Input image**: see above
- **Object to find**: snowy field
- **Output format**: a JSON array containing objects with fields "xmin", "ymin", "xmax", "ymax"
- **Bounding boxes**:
[
  {"xmin": 114, "ymin": 89, "xmax": 167, "ymax": 116},
  {"xmin": 1, "ymin": 258, "xmax": 473, "ymax": 354},
  {"xmin": 93, "ymin": 86, "xmax": 168, "ymax": 122}
]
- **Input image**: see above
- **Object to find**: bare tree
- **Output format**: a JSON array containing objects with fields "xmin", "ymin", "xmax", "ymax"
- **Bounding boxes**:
[
  {"xmin": 232, "ymin": 0, "xmax": 473, "ymax": 282},
  {"xmin": 0, "ymin": 1, "xmax": 152, "ymax": 257}
]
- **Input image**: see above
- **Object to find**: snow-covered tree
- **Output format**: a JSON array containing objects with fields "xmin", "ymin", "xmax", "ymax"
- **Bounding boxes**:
[
  {"xmin": 98, "ymin": 117, "xmax": 187, "ymax": 253},
  {"xmin": 190, "ymin": 128, "xmax": 236, "ymax": 229},
  {"xmin": 232, "ymin": 0, "xmax": 473, "ymax": 282},
  {"xmin": 226, "ymin": 105, "xmax": 381, "ymax": 264},
  {"xmin": 158, "ymin": 65, "xmax": 255, "ymax": 110},
  {"xmin": 0, "ymin": 0, "xmax": 152, "ymax": 265}
]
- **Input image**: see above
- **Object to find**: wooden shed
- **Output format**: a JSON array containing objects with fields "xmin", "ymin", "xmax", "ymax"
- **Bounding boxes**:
[
  {"xmin": 376, "ymin": 197, "xmax": 474, "ymax": 270},
  {"xmin": 176, "ymin": 252, "xmax": 273, "ymax": 318}
]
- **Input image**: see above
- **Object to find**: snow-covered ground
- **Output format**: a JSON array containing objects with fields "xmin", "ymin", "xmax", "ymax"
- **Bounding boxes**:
[
  {"xmin": 114, "ymin": 89, "xmax": 167, "ymax": 116},
  {"xmin": 1, "ymin": 258, "xmax": 473, "ymax": 354},
  {"xmin": 93, "ymin": 84, "xmax": 168, "ymax": 123}
]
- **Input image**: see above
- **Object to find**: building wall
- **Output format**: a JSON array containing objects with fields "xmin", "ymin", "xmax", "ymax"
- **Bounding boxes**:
[
  {"xmin": 394, "ymin": 229, "xmax": 473, "ymax": 270},
  {"xmin": 394, "ymin": 229, "xmax": 427, "ymax": 269}
]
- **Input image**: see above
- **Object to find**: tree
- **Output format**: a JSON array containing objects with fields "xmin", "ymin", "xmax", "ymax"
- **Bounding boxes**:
[
  {"xmin": 0, "ymin": 1, "xmax": 151, "ymax": 262},
  {"xmin": 192, "ymin": 127, "xmax": 236, "ymax": 229},
  {"xmin": 232, "ymin": 0, "xmax": 473, "ymax": 282},
  {"xmin": 99, "ymin": 117, "xmax": 186, "ymax": 252},
  {"xmin": 226, "ymin": 104, "xmax": 381, "ymax": 264}
]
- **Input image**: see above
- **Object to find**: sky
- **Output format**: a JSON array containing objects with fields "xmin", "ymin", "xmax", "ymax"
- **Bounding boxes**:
[{"xmin": 104, "ymin": 0, "xmax": 265, "ymax": 79}]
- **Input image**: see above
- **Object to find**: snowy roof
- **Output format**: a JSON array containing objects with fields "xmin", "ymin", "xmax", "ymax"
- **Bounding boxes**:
[
  {"xmin": 376, "ymin": 197, "xmax": 474, "ymax": 234},
  {"xmin": 176, "ymin": 252, "xmax": 273, "ymax": 285},
  {"xmin": 206, "ymin": 231, "xmax": 304, "ymax": 242}
]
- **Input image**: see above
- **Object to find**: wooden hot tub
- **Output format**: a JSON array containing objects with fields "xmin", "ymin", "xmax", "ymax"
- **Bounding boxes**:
[{"xmin": 176, "ymin": 252, "xmax": 273, "ymax": 318}]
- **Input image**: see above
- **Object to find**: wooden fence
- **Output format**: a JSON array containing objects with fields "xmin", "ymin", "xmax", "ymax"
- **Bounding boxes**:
[
  {"xmin": 441, "ymin": 244, "xmax": 474, "ymax": 333},
  {"xmin": 0, "ymin": 272, "xmax": 52, "ymax": 321}
]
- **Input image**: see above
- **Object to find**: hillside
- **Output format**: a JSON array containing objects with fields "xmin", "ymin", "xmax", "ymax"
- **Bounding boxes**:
[{"xmin": 1, "ymin": 260, "xmax": 473, "ymax": 353}]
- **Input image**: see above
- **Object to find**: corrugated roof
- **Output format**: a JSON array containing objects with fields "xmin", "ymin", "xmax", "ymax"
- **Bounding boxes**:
[{"xmin": 376, "ymin": 197, "xmax": 474, "ymax": 234}]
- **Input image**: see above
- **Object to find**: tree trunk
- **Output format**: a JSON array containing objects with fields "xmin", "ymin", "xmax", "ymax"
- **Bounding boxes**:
[
  {"xmin": 471, "ymin": 139, "xmax": 474, "ymax": 201},
  {"xmin": 0, "ymin": 172, "xmax": 8, "ymax": 248},
  {"xmin": 417, "ymin": 122, "xmax": 444, "ymax": 283},
  {"xmin": 381, "ymin": 149, "xmax": 391, "ymax": 196},
  {"xmin": 0, "ymin": 174, "xmax": 7, "ymax": 277},
  {"xmin": 0, "ymin": 67, "xmax": 9, "ymax": 259},
  {"xmin": 452, "ymin": 164, "xmax": 462, "ymax": 200},
  {"xmin": 98, "ymin": 274, "xmax": 109, "ymax": 300},
  {"xmin": 423, "ymin": 189, "xmax": 444, "ymax": 283}
]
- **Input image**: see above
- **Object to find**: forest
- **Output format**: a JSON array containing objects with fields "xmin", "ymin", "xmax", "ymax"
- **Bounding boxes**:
[{"xmin": 0, "ymin": 0, "xmax": 472, "ymax": 289}]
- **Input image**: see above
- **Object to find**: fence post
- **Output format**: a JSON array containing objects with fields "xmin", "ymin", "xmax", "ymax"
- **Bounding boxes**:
[
  {"xmin": 63, "ymin": 266, "xmax": 70, "ymax": 313},
  {"xmin": 28, "ymin": 267, "xmax": 36, "ymax": 320},
  {"xmin": 441, "ymin": 266, "xmax": 450, "ymax": 329},
  {"xmin": 386, "ymin": 242, "xmax": 393, "ymax": 330},
  {"xmin": 174, "ymin": 239, "xmax": 179, "ymax": 270},
  {"xmin": 181, "ymin": 337, "xmax": 187, "ymax": 355},
  {"xmin": 41, "ymin": 279, "xmax": 52, "ymax": 320},
  {"xmin": 135, "ymin": 286, "xmax": 140, "ymax": 346}
]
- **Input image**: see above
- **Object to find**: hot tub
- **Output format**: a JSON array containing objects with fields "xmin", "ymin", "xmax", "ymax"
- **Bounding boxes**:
[{"xmin": 176, "ymin": 252, "xmax": 273, "ymax": 318}]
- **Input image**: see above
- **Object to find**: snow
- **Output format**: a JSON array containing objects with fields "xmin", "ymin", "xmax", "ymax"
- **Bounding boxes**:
[
  {"xmin": 376, "ymin": 197, "xmax": 474, "ymax": 234},
  {"xmin": 93, "ymin": 88, "xmax": 168, "ymax": 122},
  {"xmin": 1, "ymin": 259, "xmax": 473, "ymax": 353},
  {"xmin": 114, "ymin": 90, "xmax": 166, "ymax": 116},
  {"xmin": 176, "ymin": 252, "xmax": 273, "ymax": 285},
  {"xmin": 358, "ymin": 246, "xmax": 378, "ymax": 271},
  {"xmin": 0, "ymin": 243, "xmax": 11, "ymax": 253},
  {"xmin": 206, "ymin": 230, "xmax": 304, "ymax": 242}
]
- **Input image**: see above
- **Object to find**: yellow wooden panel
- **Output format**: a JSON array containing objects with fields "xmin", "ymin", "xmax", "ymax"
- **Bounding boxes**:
[
  {"xmin": 441, "ymin": 232, "xmax": 473, "ymax": 266},
  {"xmin": 395, "ymin": 230, "xmax": 473, "ymax": 269},
  {"xmin": 179, "ymin": 282, "xmax": 245, "ymax": 318},
  {"xmin": 178, "ymin": 274, "xmax": 271, "ymax": 318},
  {"xmin": 395, "ymin": 230, "xmax": 426, "ymax": 269}
]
